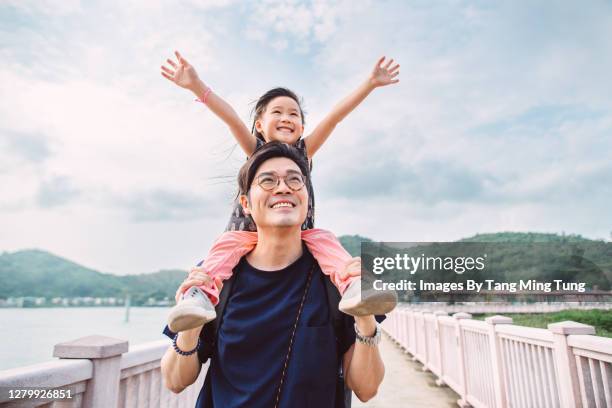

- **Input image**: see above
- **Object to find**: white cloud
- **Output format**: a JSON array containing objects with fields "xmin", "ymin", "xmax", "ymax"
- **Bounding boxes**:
[
  {"xmin": 243, "ymin": 0, "xmax": 352, "ymax": 51},
  {"xmin": 2, "ymin": 0, "xmax": 83, "ymax": 16}
]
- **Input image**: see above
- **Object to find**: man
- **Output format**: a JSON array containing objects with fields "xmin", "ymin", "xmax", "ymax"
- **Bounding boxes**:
[{"xmin": 161, "ymin": 142, "xmax": 385, "ymax": 407}]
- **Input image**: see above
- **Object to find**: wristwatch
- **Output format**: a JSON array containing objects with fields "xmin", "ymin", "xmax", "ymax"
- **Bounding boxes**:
[{"xmin": 354, "ymin": 322, "xmax": 381, "ymax": 347}]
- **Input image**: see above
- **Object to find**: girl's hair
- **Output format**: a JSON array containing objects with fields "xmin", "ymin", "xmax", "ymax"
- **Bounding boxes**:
[
  {"xmin": 251, "ymin": 87, "xmax": 306, "ymax": 142},
  {"xmin": 238, "ymin": 141, "xmax": 309, "ymax": 196}
]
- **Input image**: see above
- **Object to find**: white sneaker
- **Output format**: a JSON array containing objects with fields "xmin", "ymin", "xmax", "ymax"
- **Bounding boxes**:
[
  {"xmin": 167, "ymin": 286, "xmax": 217, "ymax": 333},
  {"xmin": 338, "ymin": 279, "xmax": 398, "ymax": 316}
]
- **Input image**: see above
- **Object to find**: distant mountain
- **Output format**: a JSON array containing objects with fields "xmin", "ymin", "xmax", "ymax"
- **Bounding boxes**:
[
  {"xmin": 0, "ymin": 249, "xmax": 185, "ymax": 304},
  {"xmin": 460, "ymin": 231, "xmax": 596, "ymax": 243}
]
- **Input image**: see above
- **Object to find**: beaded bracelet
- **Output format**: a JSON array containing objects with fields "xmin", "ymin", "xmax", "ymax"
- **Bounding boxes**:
[{"xmin": 172, "ymin": 333, "xmax": 201, "ymax": 356}]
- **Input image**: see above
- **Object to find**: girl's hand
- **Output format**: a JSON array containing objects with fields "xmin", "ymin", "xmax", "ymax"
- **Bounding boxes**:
[
  {"xmin": 161, "ymin": 51, "xmax": 202, "ymax": 91},
  {"xmin": 174, "ymin": 265, "xmax": 223, "ymax": 303},
  {"xmin": 340, "ymin": 257, "xmax": 362, "ymax": 279},
  {"xmin": 369, "ymin": 56, "xmax": 400, "ymax": 88}
]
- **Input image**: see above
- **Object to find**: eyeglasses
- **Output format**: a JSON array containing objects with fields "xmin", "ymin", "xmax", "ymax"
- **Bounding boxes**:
[{"xmin": 252, "ymin": 172, "xmax": 306, "ymax": 191}]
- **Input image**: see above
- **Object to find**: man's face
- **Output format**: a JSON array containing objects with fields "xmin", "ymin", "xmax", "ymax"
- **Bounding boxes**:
[{"xmin": 240, "ymin": 157, "xmax": 308, "ymax": 229}]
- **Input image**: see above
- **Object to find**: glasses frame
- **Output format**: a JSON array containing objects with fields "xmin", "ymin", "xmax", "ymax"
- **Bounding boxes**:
[{"xmin": 252, "ymin": 172, "xmax": 306, "ymax": 192}]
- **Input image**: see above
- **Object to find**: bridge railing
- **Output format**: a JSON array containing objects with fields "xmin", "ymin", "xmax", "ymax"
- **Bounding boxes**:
[
  {"xmin": 0, "ymin": 335, "xmax": 205, "ymax": 407},
  {"xmin": 383, "ymin": 306, "xmax": 612, "ymax": 408}
]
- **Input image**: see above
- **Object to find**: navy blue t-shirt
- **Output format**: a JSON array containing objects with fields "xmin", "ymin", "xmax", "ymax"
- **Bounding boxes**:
[{"xmin": 164, "ymin": 247, "xmax": 383, "ymax": 408}]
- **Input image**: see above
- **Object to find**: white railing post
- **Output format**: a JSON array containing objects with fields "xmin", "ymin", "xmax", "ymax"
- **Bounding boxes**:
[
  {"xmin": 548, "ymin": 321, "xmax": 596, "ymax": 408},
  {"xmin": 421, "ymin": 310, "xmax": 432, "ymax": 371},
  {"xmin": 485, "ymin": 315, "xmax": 513, "ymax": 408},
  {"xmin": 453, "ymin": 312, "xmax": 472, "ymax": 408},
  {"xmin": 433, "ymin": 311, "xmax": 448, "ymax": 386},
  {"xmin": 54, "ymin": 335, "xmax": 128, "ymax": 407}
]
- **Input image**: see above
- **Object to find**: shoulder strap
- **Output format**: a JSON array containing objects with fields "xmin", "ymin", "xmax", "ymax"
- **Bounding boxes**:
[
  {"xmin": 323, "ymin": 276, "xmax": 352, "ymax": 408},
  {"xmin": 323, "ymin": 275, "xmax": 343, "ymax": 334},
  {"xmin": 210, "ymin": 271, "xmax": 236, "ymax": 344}
]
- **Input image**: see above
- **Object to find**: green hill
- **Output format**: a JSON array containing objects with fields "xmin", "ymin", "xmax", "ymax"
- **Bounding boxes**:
[
  {"xmin": 460, "ymin": 231, "xmax": 595, "ymax": 243},
  {"xmin": 0, "ymin": 249, "xmax": 185, "ymax": 304}
]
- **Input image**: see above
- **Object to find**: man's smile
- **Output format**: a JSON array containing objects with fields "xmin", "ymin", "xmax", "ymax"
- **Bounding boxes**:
[{"xmin": 270, "ymin": 199, "xmax": 296, "ymax": 209}]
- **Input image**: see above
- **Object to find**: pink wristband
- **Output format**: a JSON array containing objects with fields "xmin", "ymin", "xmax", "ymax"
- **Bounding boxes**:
[{"xmin": 195, "ymin": 87, "xmax": 212, "ymax": 105}]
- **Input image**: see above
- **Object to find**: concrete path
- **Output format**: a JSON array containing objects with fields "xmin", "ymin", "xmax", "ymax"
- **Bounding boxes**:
[{"xmin": 352, "ymin": 334, "xmax": 459, "ymax": 407}]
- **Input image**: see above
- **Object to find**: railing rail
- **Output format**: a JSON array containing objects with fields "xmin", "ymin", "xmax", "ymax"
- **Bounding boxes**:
[
  {"xmin": 0, "ymin": 335, "xmax": 205, "ymax": 407},
  {"xmin": 383, "ymin": 306, "xmax": 612, "ymax": 408}
]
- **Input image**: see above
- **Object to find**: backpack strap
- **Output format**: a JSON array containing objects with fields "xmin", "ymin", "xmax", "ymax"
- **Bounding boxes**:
[
  {"xmin": 323, "ymin": 276, "xmax": 352, "ymax": 408},
  {"xmin": 197, "ymin": 263, "xmax": 238, "ymax": 362},
  {"xmin": 323, "ymin": 276, "xmax": 343, "ymax": 335},
  {"xmin": 200, "ymin": 266, "xmax": 238, "ymax": 407},
  {"xmin": 210, "ymin": 270, "xmax": 237, "ymax": 347}
]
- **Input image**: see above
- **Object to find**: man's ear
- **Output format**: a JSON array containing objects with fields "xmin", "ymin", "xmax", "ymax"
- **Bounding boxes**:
[{"xmin": 239, "ymin": 194, "xmax": 251, "ymax": 215}]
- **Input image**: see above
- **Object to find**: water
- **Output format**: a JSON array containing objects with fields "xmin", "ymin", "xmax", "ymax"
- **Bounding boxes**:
[{"xmin": 0, "ymin": 307, "xmax": 171, "ymax": 371}]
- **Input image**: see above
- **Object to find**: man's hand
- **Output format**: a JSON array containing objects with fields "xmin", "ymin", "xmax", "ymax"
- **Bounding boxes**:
[
  {"xmin": 174, "ymin": 265, "xmax": 223, "ymax": 303},
  {"xmin": 369, "ymin": 56, "xmax": 400, "ymax": 88},
  {"xmin": 161, "ymin": 51, "xmax": 203, "ymax": 92}
]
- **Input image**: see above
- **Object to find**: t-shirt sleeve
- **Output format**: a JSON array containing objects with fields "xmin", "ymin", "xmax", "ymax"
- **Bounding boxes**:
[
  {"xmin": 338, "ymin": 314, "xmax": 387, "ymax": 356},
  {"xmin": 163, "ymin": 324, "xmax": 175, "ymax": 340}
]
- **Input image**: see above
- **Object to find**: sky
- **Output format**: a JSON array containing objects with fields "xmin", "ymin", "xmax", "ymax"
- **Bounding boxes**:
[{"xmin": 1, "ymin": 0, "xmax": 611, "ymax": 275}]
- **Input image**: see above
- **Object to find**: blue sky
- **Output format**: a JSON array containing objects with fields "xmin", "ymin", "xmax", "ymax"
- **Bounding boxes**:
[{"xmin": 1, "ymin": 0, "xmax": 611, "ymax": 275}]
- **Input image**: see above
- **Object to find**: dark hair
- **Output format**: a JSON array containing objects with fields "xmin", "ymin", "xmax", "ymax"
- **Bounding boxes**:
[
  {"xmin": 251, "ymin": 87, "xmax": 306, "ymax": 142},
  {"xmin": 238, "ymin": 141, "xmax": 309, "ymax": 196}
]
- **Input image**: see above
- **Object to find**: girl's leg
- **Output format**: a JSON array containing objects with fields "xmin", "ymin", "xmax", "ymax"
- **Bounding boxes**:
[
  {"xmin": 195, "ymin": 231, "xmax": 259, "ymax": 304},
  {"xmin": 168, "ymin": 231, "xmax": 258, "ymax": 332},
  {"xmin": 302, "ymin": 228, "xmax": 398, "ymax": 316},
  {"xmin": 301, "ymin": 229, "xmax": 357, "ymax": 294}
]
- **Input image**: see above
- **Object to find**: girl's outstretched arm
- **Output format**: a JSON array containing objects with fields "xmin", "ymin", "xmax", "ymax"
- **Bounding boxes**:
[
  {"xmin": 161, "ymin": 51, "xmax": 257, "ymax": 156},
  {"xmin": 304, "ymin": 56, "xmax": 399, "ymax": 157}
]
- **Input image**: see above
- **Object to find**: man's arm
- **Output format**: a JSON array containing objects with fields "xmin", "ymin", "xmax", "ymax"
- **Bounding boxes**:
[
  {"xmin": 303, "ymin": 56, "xmax": 399, "ymax": 157},
  {"xmin": 160, "ymin": 327, "xmax": 203, "ymax": 393},
  {"xmin": 342, "ymin": 315, "xmax": 385, "ymax": 402},
  {"xmin": 160, "ymin": 269, "xmax": 224, "ymax": 393},
  {"xmin": 162, "ymin": 51, "xmax": 257, "ymax": 156}
]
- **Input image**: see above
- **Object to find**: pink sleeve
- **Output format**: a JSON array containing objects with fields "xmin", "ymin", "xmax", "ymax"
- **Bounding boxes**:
[{"xmin": 301, "ymin": 228, "xmax": 355, "ymax": 294}]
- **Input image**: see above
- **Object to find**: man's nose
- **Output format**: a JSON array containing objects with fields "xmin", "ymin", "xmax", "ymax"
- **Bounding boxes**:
[{"xmin": 273, "ymin": 178, "xmax": 293, "ymax": 193}]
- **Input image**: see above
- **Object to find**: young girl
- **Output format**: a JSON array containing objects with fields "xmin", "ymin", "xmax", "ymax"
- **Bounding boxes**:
[{"xmin": 161, "ymin": 51, "xmax": 399, "ymax": 333}]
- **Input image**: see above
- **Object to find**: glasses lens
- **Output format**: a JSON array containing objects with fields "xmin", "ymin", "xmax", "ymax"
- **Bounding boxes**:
[
  {"xmin": 286, "ymin": 175, "xmax": 304, "ymax": 190},
  {"xmin": 258, "ymin": 175, "xmax": 278, "ymax": 190}
]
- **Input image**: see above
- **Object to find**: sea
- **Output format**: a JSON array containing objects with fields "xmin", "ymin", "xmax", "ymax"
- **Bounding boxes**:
[{"xmin": 0, "ymin": 307, "xmax": 171, "ymax": 371}]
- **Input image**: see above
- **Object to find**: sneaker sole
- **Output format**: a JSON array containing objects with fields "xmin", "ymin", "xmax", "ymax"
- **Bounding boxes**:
[
  {"xmin": 168, "ymin": 306, "xmax": 216, "ymax": 333},
  {"xmin": 339, "ymin": 290, "xmax": 398, "ymax": 316}
]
